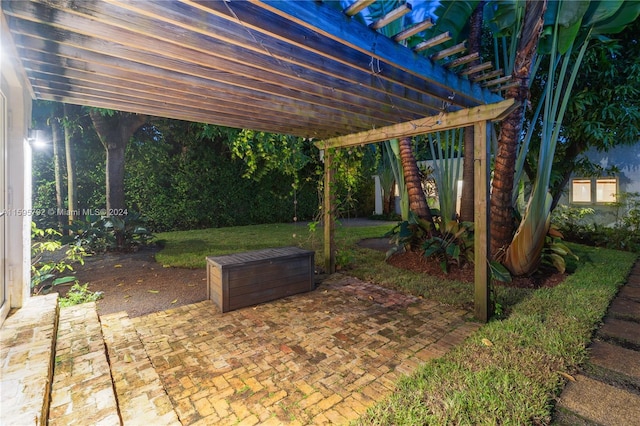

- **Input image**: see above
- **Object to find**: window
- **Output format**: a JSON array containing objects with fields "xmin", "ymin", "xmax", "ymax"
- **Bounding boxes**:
[
  {"xmin": 571, "ymin": 177, "xmax": 618, "ymax": 204},
  {"xmin": 596, "ymin": 178, "xmax": 617, "ymax": 202},
  {"xmin": 572, "ymin": 179, "xmax": 592, "ymax": 203}
]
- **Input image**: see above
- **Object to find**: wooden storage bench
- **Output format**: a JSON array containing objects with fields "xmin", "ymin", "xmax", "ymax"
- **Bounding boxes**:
[{"xmin": 206, "ymin": 247, "xmax": 315, "ymax": 313}]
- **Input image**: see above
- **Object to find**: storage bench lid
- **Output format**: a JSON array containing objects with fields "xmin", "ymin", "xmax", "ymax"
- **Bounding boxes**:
[{"xmin": 206, "ymin": 246, "xmax": 314, "ymax": 268}]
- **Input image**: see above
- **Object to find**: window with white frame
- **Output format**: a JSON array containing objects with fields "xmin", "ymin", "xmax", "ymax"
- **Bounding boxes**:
[
  {"xmin": 596, "ymin": 178, "xmax": 617, "ymax": 202},
  {"xmin": 571, "ymin": 177, "xmax": 618, "ymax": 204}
]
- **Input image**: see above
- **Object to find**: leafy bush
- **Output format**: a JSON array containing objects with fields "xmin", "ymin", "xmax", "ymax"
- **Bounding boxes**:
[
  {"xmin": 421, "ymin": 220, "xmax": 474, "ymax": 273},
  {"xmin": 541, "ymin": 226, "xmax": 579, "ymax": 274},
  {"xmin": 335, "ymin": 249, "xmax": 355, "ymax": 270},
  {"xmin": 31, "ymin": 222, "xmax": 86, "ymax": 294},
  {"xmin": 385, "ymin": 211, "xmax": 434, "ymax": 255},
  {"xmin": 59, "ymin": 283, "xmax": 103, "ymax": 307},
  {"xmin": 385, "ymin": 211, "xmax": 475, "ymax": 273},
  {"xmin": 71, "ymin": 212, "xmax": 154, "ymax": 252},
  {"xmin": 553, "ymin": 193, "xmax": 640, "ymax": 252}
]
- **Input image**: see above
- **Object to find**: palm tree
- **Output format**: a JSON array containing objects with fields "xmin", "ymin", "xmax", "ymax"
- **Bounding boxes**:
[
  {"xmin": 398, "ymin": 136, "xmax": 436, "ymax": 224},
  {"xmin": 489, "ymin": 0, "xmax": 547, "ymax": 260},
  {"xmin": 459, "ymin": 1, "xmax": 486, "ymax": 223},
  {"xmin": 503, "ymin": 1, "xmax": 640, "ymax": 275}
]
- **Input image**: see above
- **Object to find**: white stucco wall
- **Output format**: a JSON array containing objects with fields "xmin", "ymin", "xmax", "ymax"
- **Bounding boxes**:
[
  {"xmin": 2, "ymin": 12, "xmax": 34, "ymax": 312},
  {"xmin": 595, "ymin": 144, "xmax": 640, "ymax": 195},
  {"xmin": 559, "ymin": 143, "xmax": 640, "ymax": 226}
]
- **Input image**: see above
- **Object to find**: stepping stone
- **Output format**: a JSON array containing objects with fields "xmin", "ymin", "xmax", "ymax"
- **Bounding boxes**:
[
  {"xmin": 588, "ymin": 341, "xmax": 640, "ymax": 386},
  {"xmin": 618, "ymin": 285, "xmax": 640, "ymax": 300},
  {"xmin": 609, "ymin": 297, "xmax": 640, "ymax": 322},
  {"xmin": 598, "ymin": 318, "xmax": 640, "ymax": 348},
  {"xmin": 556, "ymin": 374, "xmax": 640, "ymax": 426},
  {"xmin": 49, "ymin": 303, "xmax": 120, "ymax": 426},
  {"xmin": 627, "ymin": 274, "xmax": 640, "ymax": 288},
  {"xmin": 0, "ymin": 293, "xmax": 59, "ymax": 426},
  {"xmin": 100, "ymin": 311, "xmax": 181, "ymax": 426}
]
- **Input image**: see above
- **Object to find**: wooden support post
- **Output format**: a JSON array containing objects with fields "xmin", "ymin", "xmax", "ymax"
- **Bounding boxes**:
[
  {"xmin": 473, "ymin": 121, "xmax": 491, "ymax": 322},
  {"xmin": 323, "ymin": 149, "xmax": 336, "ymax": 274}
]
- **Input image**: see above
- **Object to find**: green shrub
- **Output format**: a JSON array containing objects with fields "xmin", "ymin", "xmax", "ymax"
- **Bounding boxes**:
[
  {"xmin": 71, "ymin": 212, "xmax": 154, "ymax": 252},
  {"xmin": 31, "ymin": 222, "xmax": 86, "ymax": 294},
  {"xmin": 59, "ymin": 283, "xmax": 103, "ymax": 307},
  {"xmin": 553, "ymin": 193, "xmax": 640, "ymax": 252}
]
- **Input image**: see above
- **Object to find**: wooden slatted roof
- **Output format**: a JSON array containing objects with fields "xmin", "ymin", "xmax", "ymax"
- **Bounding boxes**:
[{"xmin": 1, "ymin": 0, "xmax": 504, "ymax": 139}]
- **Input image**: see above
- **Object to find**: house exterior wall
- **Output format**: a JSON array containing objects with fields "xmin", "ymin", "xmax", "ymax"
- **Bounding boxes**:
[
  {"xmin": 559, "ymin": 144, "xmax": 640, "ymax": 226},
  {"xmin": 1, "ymin": 11, "xmax": 34, "ymax": 322}
]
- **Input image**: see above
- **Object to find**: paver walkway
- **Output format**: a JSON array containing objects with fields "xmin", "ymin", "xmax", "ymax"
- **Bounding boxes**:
[
  {"xmin": 101, "ymin": 311, "xmax": 181, "ymax": 425},
  {"xmin": 0, "ymin": 293, "xmax": 58, "ymax": 426},
  {"xmin": 132, "ymin": 273, "xmax": 480, "ymax": 425},
  {"xmin": 49, "ymin": 302, "xmax": 120, "ymax": 426},
  {"xmin": 554, "ymin": 261, "xmax": 640, "ymax": 425}
]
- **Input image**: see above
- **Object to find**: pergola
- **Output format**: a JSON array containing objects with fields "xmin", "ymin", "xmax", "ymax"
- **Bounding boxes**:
[{"xmin": 2, "ymin": 0, "xmax": 517, "ymax": 321}]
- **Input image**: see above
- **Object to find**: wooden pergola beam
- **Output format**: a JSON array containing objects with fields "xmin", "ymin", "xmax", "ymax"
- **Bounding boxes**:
[
  {"xmin": 369, "ymin": 4, "xmax": 412, "ymax": 30},
  {"xmin": 314, "ymin": 99, "xmax": 517, "ymax": 150},
  {"xmin": 343, "ymin": 0, "xmax": 376, "ymax": 17},
  {"xmin": 392, "ymin": 18, "xmax": 434, "ymax": 42}
]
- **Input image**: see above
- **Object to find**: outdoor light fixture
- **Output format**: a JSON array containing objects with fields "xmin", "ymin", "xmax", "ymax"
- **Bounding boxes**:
[{"xmin": 27, "ymin": 128, "xmax": 48, "ymax": 149}]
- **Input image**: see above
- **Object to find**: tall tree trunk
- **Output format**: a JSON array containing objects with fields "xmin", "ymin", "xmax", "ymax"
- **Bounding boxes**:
[
  {"xmin": 460, "ymin": 1, "xmax": 485, "ymax": 223},
  {"xmin": 489, "ymin": 0, "xmax": 546, "ymax": 260},
  {"xmin": 398, "ymin": 137, "xmax": 436, "ymax": 227},
  {"xmin": 50, "ymin": 106, "xmax": 65, "ymax": 233},
  {"xmin": 63, "ymin": 104, "xmax": 78, "ymax": 226},
  {"xmin": 89, "ymin": 110, "xmax": 147, "ymax": 248}
]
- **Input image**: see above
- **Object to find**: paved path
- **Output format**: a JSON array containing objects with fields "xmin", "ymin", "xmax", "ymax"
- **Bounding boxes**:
[
  {"xmin": 132, "ymin": 273, "xmax": 480, "ymax": 425},
  {"xmin": 554, "ymin": 261, "xmax": 640, "ymax": 425}
]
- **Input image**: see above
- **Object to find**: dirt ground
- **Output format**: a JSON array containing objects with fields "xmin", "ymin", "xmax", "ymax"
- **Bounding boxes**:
[
  {"xmin": 64, "ymin": 246, "xmax": 207, "ymax": 318},
  {"xmin": 60, "ymin": 238, "xmax": 564, "ymax": 318}
]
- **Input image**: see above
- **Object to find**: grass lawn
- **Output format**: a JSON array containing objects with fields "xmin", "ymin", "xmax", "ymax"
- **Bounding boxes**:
[
  {"xmin": 155, "ymin": 221, "xmax": 394, "ymax": 269},
  {"xmin": 156, "ymin": 222, "xmax": 637, "ymax": 424}
]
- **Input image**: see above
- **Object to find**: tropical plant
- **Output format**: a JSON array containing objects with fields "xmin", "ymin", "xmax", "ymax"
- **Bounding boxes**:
[
  {"xmin": 72, "ymin": 212, "xmax": 153, "ymax": 252},
  {"xmin": 541, "ymin": 231, "xmax": 578, "ymax": 274},
  {"xmin": 384, "ymin": 140, "xmax": 409, "ymax": 219},
  {"xmin": 385, "ymin": 211, "xmax": 475, "ymax": 274},
  {"xmin": 488, "ymin": 0, "xmax": 546, "ymax": 260},
  {"xmin": 535, "ymin": 18, "xmax": 640, "ymax": 210},
  {"xmin": 503, "ymin": 1, "xmax": 640, "ymax": 275},
  {"xmin": 31, "ymin": 222, "xmax": 86, "ymax": 294},
  {"xmin": 385, "ymin": 211, "xmax": 435, "ymax": 257},
  {"xmin": 422, "ymin": 220, "xmax": 474, "ymax": 273},
  {"xmin": 426, "ymin": 130, "xmax": 463, "ymax": 222},
  {"xmin": 59, "ymin": 283, "xmax": 103, "ymax": 308},
  {"xmin": 376, "ymin": 143, "xmax": 398, "ymax": 216},
  {"xmin": 359, "ymin": 1, "xmax": 437, "ymax": 227}
]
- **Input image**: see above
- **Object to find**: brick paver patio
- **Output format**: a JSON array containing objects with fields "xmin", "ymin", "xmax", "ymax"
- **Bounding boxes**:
[{"xmin": 132, "ymin": 273, "xmax": 480, "ymax": 425}]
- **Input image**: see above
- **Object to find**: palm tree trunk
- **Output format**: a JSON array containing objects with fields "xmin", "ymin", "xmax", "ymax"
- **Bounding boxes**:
[
  {"xmin": 460, "ymin": 1, "xmax": 485, "ymax": 223},
  {"xmin": 398, "ymin": 137, "xmax": 436, "ymax": 226},
  {"xmin": 490, "ymin": 0, "xmax": 546, "ymax": 260}
]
